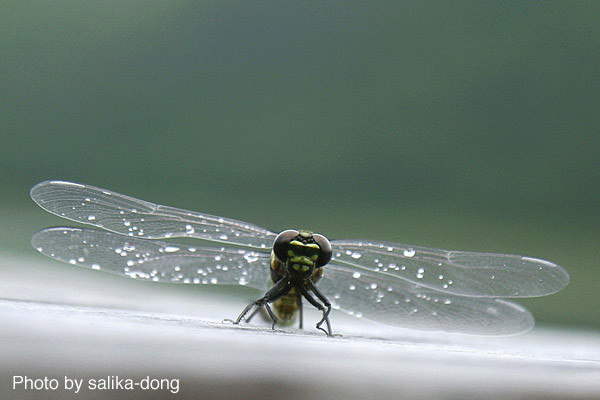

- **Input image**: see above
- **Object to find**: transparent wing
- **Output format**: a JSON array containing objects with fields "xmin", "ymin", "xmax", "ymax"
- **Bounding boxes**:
[
  {"xmin": 330, "ymin": 240, "xmax": 569, "ymax": 298},
  {"xmin": 30, "ymin": 181, "xmax": 277, "ymax": 250},
  {"xmin": 320, "ymin": 264, "xmax": 534, "ymax": 335},
  {"xmin": 32, "ymin": 227, "xmax": 271, "ymax": 290}
]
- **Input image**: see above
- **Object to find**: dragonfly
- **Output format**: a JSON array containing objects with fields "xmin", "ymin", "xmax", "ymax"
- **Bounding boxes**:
[{"xmin": 30, "ymin": 180, "xmax": 569, "ymax": 336}]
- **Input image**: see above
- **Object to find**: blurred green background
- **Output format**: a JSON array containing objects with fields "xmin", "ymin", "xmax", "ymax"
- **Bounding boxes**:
[{"xmin": 1, "ymin": 1, "xmax": 598, "ymax": 330}]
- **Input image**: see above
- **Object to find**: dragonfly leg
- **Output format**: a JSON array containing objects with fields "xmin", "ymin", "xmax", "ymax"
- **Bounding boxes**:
[
  {"xmin": 263, "ymin": 302, "xmax": 278, "ymax": 330},
  {"xmin": 297, "ymin": 291, "xmax": 303, "ymax": 330},
  {"xmin": 231, "ymin": 278, "xmax": 291, "ymax": 330},
  {"xmin": 299, "ymin": 282, "xmax": 333, "ymax": 337},
  {"xmin": 229, "ymin": 301, "xmax": 256, "ymax": 324},
  {"xmin": 244, "ymin": 306, "xmax": 262, "ymax": 323},
  {"xmin": 309, "ymin": 282, "xmax": 332, "ymax": 336}
]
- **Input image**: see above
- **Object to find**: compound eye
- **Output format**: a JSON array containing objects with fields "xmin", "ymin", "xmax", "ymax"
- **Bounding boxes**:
[
  {"xmin": 273, "ymin": 230, "xmax": 299, "ymax": 261},
  {"xmin": 313, "ymin": 233, "xmax": 332, "ymax": 267}
]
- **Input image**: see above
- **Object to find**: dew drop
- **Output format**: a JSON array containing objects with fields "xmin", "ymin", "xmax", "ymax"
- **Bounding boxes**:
[
  {"xmin": 352, "ymin": 272, "xmax": 361, "ymax": 279},
  {"xmin": 403, "ymin": 249, "xmax": 415, "ymax": 257},
  {"xmin": 244, "ymin": 253, "xmax": 259, "ymax": 263},
  {"xmin": 87, "ymin": 215, "xmax": 96, "ymax": 221},
  {"xmin": 123, "ymin": 244, "xmax": 135, "ymax": 251}
]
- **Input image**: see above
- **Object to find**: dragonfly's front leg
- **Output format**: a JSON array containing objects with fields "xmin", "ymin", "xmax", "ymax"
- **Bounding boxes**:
[
  {"xmin": 230, "ymin": 278, "xmax": 292, "ymax": 329},
  {"xmin": 299, "ymin": 282, "xmax": 333, "ymax": 337}
]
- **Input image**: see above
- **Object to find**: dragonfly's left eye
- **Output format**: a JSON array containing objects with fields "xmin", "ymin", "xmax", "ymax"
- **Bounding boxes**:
[{"xmin": 273, "ymin": 229, "xmax": 299, "ymax": 261}]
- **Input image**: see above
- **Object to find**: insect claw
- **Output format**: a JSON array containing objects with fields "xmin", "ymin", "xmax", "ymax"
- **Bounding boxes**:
[{"xmin": 316, "ymin": 319, "xmax": 333, "ymax": 337}]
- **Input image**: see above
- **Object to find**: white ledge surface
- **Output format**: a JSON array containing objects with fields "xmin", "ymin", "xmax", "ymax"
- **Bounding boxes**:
[{"xmin": 1, "ymin": 254, "xmax": 599, "ymax": 399}]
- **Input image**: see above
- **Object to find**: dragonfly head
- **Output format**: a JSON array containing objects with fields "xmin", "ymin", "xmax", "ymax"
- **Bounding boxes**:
[{"xmin": 273, "ymin": 229, "xmax": 332, "ymax": 280}]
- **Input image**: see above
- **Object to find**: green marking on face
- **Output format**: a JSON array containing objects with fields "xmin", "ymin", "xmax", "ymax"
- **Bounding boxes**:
[
  {"xmin": 291, "ymin": 264, "xmax": 310, "ymax": 272},
  {"xmin": 284, "ymin": 235, "xmax": 324, "ymax": 278},
  {"xmin": 290, "ymin": 255, "xmax": 314, "ymax": 265},
  {"xmin": 290, "ymin": 240, "xmax": 320, "ymax": 250}
]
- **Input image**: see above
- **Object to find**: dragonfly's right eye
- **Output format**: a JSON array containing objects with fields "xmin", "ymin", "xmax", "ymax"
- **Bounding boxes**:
[{"xmin": 273, "ymin": 230, "xmax": 299, "ymax": 261}]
